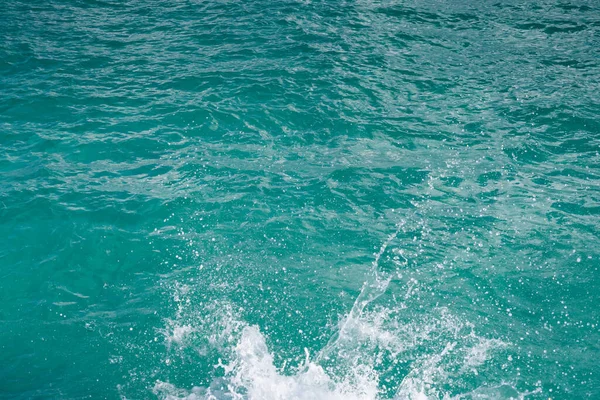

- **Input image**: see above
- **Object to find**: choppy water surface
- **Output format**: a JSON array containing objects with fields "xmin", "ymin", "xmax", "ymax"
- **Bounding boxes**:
[{"xmin": 1, "ymin": 0, "xmax": 600, "ymax": 398}]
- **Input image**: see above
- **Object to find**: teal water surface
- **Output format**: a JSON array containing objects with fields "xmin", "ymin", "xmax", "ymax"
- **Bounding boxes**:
[{"xmin": 1, "ymin": 0, "xmax": 600, "ymax": 398}]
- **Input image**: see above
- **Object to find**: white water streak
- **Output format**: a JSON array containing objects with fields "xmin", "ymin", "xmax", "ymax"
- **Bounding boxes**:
[{"xmin": 318, "ymin": 221, "xmax": 406, "ymax": 362}]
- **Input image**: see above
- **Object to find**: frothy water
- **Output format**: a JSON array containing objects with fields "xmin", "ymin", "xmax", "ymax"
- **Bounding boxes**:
[
  {"xmin": 152, "ymin": 226, "xmax": 528, "ymax": 400},
  {"xmin": 152, "ymin": 307, "xmax": 518, "ymax": 400}
]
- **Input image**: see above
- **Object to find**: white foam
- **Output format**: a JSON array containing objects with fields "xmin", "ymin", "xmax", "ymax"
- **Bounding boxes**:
[
  {"xmin": 153, "ymin": 222, "xmax": 532, "ymax": 400},
  {"xmin": 153, "ymin": 303, "xmax": 516, "ymax": 400}
]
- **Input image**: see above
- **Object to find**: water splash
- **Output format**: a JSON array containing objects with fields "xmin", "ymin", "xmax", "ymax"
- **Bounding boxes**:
[
  {"xmin": 318, "ymin": 221, "xmax": 407, "ymax": 362},
  {"xmin": 153, "ymin": 224, "xmax": 530, "ymax": 400},
  {"xmin": 153, "ymin": 309, "xmax": 517, "ymax": 400}
]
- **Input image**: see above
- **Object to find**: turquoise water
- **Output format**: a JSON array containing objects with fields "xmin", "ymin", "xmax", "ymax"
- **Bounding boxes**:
[{"xmin": 1, "ymin": 0, "xmax": 600, "ymax": 398}]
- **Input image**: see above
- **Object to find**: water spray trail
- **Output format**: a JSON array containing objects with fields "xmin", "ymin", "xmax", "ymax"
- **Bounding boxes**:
[{"xmin": 317, "ymin": 221, "xmax": 406, "ymax": 362}]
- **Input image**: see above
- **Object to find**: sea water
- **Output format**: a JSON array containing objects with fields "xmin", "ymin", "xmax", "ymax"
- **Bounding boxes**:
[{"xmin": 1, "ymin": 0, "xmax": 599, "ymax": 398}]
